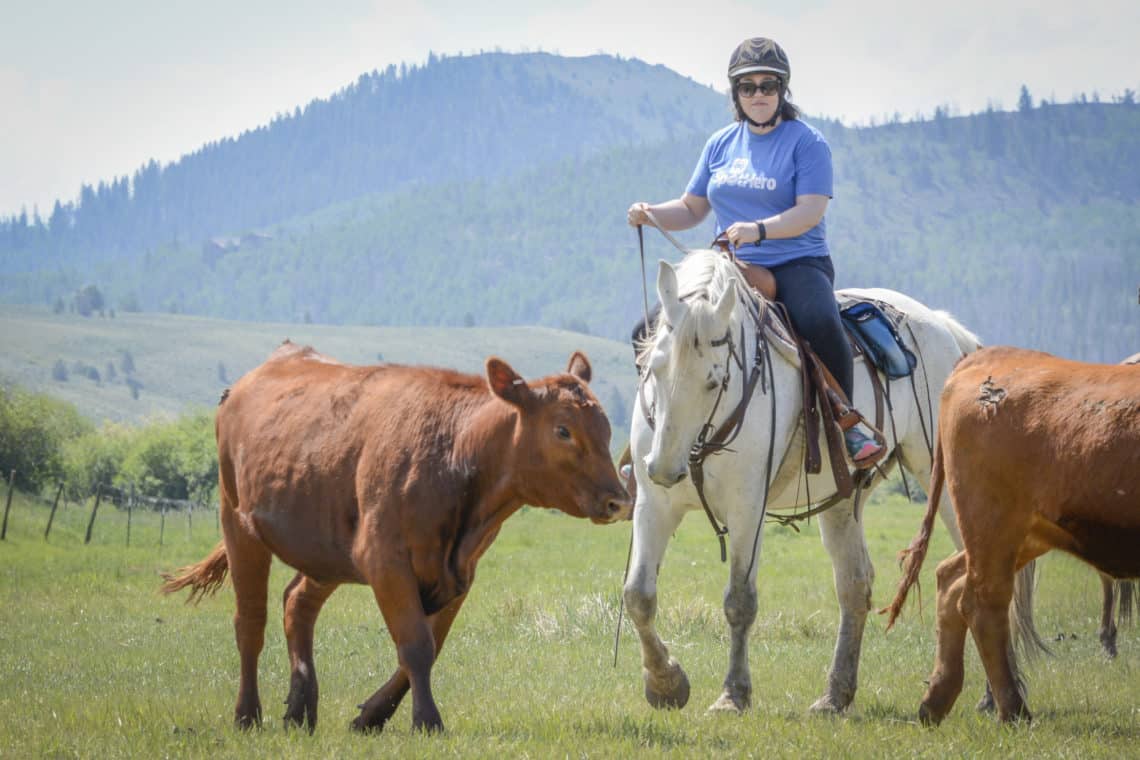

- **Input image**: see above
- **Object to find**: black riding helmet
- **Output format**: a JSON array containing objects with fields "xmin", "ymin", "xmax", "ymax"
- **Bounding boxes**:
[
  {"xmin": 728, "ymin": 37, "xmax": 791, "ymax": 83},
  {"xmin": 728, "ymin": 37, "xmax": 792, "ymax": 128}
]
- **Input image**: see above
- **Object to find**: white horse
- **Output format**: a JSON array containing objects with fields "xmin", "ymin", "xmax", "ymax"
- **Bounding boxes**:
[{"xmin": 623, "ymin": 248, "xmax": 983, "ymax": 715}]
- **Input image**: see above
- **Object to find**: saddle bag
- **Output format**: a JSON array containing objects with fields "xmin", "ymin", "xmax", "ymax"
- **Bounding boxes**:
[{"xmin": 841, "ymin": 301, "xmax": 917, "ymax": 380}]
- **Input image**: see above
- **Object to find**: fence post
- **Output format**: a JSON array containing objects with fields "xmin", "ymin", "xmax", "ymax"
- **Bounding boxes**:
[
  {"xmin": 84, "ymin": 484, "xmax": 103, "ymax": 545},
  {"xmin": 126, "ymin": 484, "xmax": 134, "ymax": 547},
  {"xmin": 44, "ymin": 482, "xmax": 64, "ymax": 540},
  {"xmin": 187, "ymin": 498, "xmax": 193, "ymax": 539},
  {"xmin": 1, "ymin": 469, "xmax": 15, "ymax": 540},
  {"xmin": 159, "ymin": 502, "xmax": 166, "ymax": 546}
]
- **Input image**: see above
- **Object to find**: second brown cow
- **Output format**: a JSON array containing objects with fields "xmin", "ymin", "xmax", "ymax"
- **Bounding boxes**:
[
  {"xmin": 162, "ymin": 341, "xmax": 631, "ymax": 734},
  {"xmin": 885, "ymin": 346, "xmax": 1140, "ymax": 724}
]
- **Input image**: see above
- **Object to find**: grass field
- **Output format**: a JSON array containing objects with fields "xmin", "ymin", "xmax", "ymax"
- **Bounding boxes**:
[
  {"xmin": 1, "ymin": 486, "xmax": 1138, "ymax": 758},
  {"xmin": 0, "ymin": 305, "xmax": 637, "ymax": 431}
]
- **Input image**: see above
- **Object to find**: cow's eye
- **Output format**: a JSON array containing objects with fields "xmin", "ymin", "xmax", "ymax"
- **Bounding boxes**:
[{"xmin": 555, "ymin": 425, "xmax": 572, "ymax": 441}]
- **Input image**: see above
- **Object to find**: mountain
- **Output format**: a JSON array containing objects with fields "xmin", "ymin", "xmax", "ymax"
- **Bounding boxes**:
[{"xmin": 2, "ymin": 53, "xmax": 1138, "ymax": 365}]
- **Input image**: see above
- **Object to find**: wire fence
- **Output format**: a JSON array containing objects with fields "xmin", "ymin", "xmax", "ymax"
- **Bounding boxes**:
[{"xmin": 2, "ymin": 468, "xmax": 219, "ymax": 547}]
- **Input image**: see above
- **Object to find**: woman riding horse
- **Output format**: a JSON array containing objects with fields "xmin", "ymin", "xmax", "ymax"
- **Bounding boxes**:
[{"xmin": 627, "ymin": 36, "xmax": 882, "ymax": 465}]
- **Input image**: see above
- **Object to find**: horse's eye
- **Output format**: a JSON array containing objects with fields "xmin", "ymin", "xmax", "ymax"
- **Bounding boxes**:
[{"xmin": 555, "ymin": 425, "xmax": 572, "ymax": 441}]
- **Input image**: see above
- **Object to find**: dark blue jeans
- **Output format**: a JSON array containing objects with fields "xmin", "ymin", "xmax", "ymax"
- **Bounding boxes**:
[{"xmin": 630, "ymin": 255, "xmax": 853, "ymax": 399}]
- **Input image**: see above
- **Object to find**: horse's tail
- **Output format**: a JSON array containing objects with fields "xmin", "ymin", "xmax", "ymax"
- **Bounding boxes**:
[
  {"xmin": 882, "ymin": 434, "xmax": 947, "ymax": 630},
  {"xmin": 932, "ymin": 309, "xmax": 983, "ymax": 357},
  {"xmin": 1010, "ymin": 560, "xmax": 1050, "ymax": 660},
  {"xmin": 161, "ymin": 541, "xmax": 229, "ymax": 603}
]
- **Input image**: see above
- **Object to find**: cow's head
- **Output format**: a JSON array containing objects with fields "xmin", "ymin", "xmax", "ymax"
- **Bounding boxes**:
[{"xmin": 487, "ymin": 352, "xmax": 632, "ymax": 524}]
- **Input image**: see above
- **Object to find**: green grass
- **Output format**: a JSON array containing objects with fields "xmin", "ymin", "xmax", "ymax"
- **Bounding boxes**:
[{"xmin": 1, "ymin": 486, "xmax": 1138, "ymax": 758}]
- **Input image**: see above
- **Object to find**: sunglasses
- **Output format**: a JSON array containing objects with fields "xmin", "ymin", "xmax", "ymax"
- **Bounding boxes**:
[{"xmin": 736, "ymin": 79, "xmax": 782, "ymax": 97}]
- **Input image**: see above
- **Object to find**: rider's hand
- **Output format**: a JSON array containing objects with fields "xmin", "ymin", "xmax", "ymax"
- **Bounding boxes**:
[
  {"xmin": 627, "ymin": 202, "xmax": 651, "ymax": 227},
  {"xmin": 725, "ymin": 221, "xmax": 762, "ymax": 247}
]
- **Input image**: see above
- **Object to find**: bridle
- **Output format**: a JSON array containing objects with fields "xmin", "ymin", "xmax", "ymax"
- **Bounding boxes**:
[{"xmin": 636, "ymin": 256, "xmax": 779, "ymax": 564}]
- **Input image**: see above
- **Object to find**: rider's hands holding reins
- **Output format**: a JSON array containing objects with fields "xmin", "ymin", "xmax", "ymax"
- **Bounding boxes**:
[
  {"xmin": 725, "ymin": 221, "xmax": 764, "ymax": 248},
  {"xmin": 627, "ymin": 202, "xmax": 652, "ymax": 227}
]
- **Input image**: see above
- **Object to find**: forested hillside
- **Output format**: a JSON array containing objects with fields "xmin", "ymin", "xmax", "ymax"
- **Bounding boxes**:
[{"xmin": 2, "ymin": 53, "xmax": 1137, "ymax": 363}]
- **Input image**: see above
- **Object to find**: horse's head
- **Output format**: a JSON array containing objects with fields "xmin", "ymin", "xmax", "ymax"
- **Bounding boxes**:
[{"xmin": 642, "ymin": 255, "xmax": 741, "ymax": 487}]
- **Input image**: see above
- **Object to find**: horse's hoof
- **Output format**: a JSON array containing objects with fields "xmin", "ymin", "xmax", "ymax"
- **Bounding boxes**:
[
  {"xmin": 975, "ymin": 692, "xmax": 995, "ymax": 714},
  {"xmin": 644, "ymin": 662, "xmax": 690, "ymax": 710},
  {"xmin": 707, "ymin": 691, "xmax": 747, "ymax": 714},
  {"xmin": 808, "ymin": 695, "xmax": 848, "ymax": 715}
]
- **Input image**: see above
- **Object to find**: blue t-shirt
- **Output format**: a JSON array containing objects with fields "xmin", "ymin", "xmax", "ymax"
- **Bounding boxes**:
[{"xmin": 686, "ymin": 119, "xmax": 833, "ymax": 267}]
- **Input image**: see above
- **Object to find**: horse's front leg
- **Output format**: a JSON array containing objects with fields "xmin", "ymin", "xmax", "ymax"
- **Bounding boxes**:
[
  {"xmin": 623, "ymin": 493, "xmax": 690, "ymax": 710},
  {"xmin": 708, "ymin": 525, "xmax": 762, "ymax": 714},
  {"xmin": 810, "ymin": 501, "xmax": 874, "ymax": 713}
]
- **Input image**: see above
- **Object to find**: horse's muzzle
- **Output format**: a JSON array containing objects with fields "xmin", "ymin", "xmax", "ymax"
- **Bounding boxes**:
[{"xmin": 647, "ymin": 463, "xmax": 688, "ymax": 488}]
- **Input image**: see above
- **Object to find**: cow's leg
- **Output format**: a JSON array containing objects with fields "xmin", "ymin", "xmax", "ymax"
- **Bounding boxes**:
[
  {"xmin": 809, "ymin": 501, "xmax": 874, "ymax": 714},
  {"xmin": 708, "ymin": 522, "xmax": 763, "ymax": 714},
  {"xmin": 624, "ymin": 499, "xmax": 689, "ymax": 710},
  {"xmin": 223, "ymin": 511, "xmax": 273, "ymax": 729},
  {"xmin": 363, "ymin": 568, "xmax": 444, "ymax": 733},
  {"xmin": 965, "ymin": 558, "xmax": 1031, "ymax": 723},
  {"xmin": 919, "ymin": 551, "xmax": 968, "ymax": 726},
  {"xmin": 1099, "ymin": 574, "xmax": 1118, "ymax": 658},
  {"xmin": 352, "ymin": 593, "xmax": 468, "ymax": 733},
  {"xmin": 282, "ymin": 572, "xmax": 339, "ymax": 732}
]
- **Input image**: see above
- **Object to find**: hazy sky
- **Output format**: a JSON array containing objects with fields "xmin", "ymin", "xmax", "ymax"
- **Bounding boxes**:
[{"xmin": 3, "ymin": 0, "xmax": 1137, "ymax": 217}]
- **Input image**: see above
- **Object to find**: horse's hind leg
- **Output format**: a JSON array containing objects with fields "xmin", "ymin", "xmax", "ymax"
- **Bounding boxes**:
[
  {"xmin": 222, "ymin": 509, "xmax": 273, "ymax": 729},
  {"xmin": 919, "ymin": 552, "xmax": 969, "ymax": 725},
  {"xmin": 624, "ymin": 500, "xmax": 690, "ymax": 710},
  {"xmin": 810, "ymin": 501, "xmax": 874, "ymax": 714},
  {"xmin": 708, "ymin": 525, "xmax": 762, "ymax": 714},
  {"xmin": 282, "ymin": 572, "xmax": 338, "ymax": 732}
]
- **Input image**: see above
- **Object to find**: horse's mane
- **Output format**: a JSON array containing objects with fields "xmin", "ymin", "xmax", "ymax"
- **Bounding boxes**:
[{"xmin": 636, "ymin": 249, "xmax": 746, "ymax": 368}]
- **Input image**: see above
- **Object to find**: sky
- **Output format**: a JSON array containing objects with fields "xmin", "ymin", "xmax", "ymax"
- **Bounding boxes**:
[{"xmin": 2, "ymin": 0, "xmax": 1137, "ymax": 218}]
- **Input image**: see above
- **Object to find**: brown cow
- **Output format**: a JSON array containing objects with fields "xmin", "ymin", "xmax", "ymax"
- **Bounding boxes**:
[
  {"xmin": 162, "ymin": 341, "xmax": 631, "ymax": 734},
  {"xmin": 885, "ymin": 346, "xmax": 1140, "ymax": 724}
]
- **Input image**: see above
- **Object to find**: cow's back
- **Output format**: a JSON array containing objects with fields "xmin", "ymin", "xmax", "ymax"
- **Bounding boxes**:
[{"xmin": 939, "ymin": 346, "xmax": 1140, "ymax": 575}]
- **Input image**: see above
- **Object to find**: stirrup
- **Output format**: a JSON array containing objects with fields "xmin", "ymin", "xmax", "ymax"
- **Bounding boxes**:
[{"xmin": 844, "ymin": 429, "xmax": 885, "ymax": 469}]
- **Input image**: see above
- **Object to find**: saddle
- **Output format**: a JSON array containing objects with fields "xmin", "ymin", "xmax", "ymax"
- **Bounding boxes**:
[{"xmin": 717, "ymin": 239, "xmax": 889, "ymax": 487}]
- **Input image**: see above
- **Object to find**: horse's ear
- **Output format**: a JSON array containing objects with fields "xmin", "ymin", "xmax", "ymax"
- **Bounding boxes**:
[
  {"xmin": 713, "ymin": 283, "xmax": 737, "ymax": 325},
  {"xmin": 486, "ymin": 357, "xmax": 533, "ymax": 407},
  {"xmin": 657, "ymin": 260, "xmax": 686, "ymax": 327},
  {"xmin": 566, "ymin": 351, "xmax": 592, "ymax": 383}
]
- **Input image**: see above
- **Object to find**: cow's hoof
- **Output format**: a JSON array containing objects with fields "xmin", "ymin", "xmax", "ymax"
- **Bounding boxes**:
[
  {"xmin": 918, "ymin": 702, "xmax": 945, "ymax": 727},
  {"xmin": 644, "ymin": 661, "xmax": 690, "ymax": 710}
]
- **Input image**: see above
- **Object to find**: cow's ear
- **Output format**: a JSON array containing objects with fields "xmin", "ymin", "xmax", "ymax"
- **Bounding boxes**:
[
  {"xmin": 566, "ymin": 351, "xmax": 592, "ymax": 384},
  {"xmin": 486, "ymin": 357, "xmax": 532, "ymax": 406}
]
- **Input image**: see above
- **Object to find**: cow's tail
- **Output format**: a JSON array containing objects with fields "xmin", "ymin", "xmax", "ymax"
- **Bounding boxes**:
[
  {"xmin": 882, "ymin": 435, "xmax": 946, "ymax": 630},
  {"xmin": 161, "ymin": 541, "xmax": 229, "ymax": 604}
]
